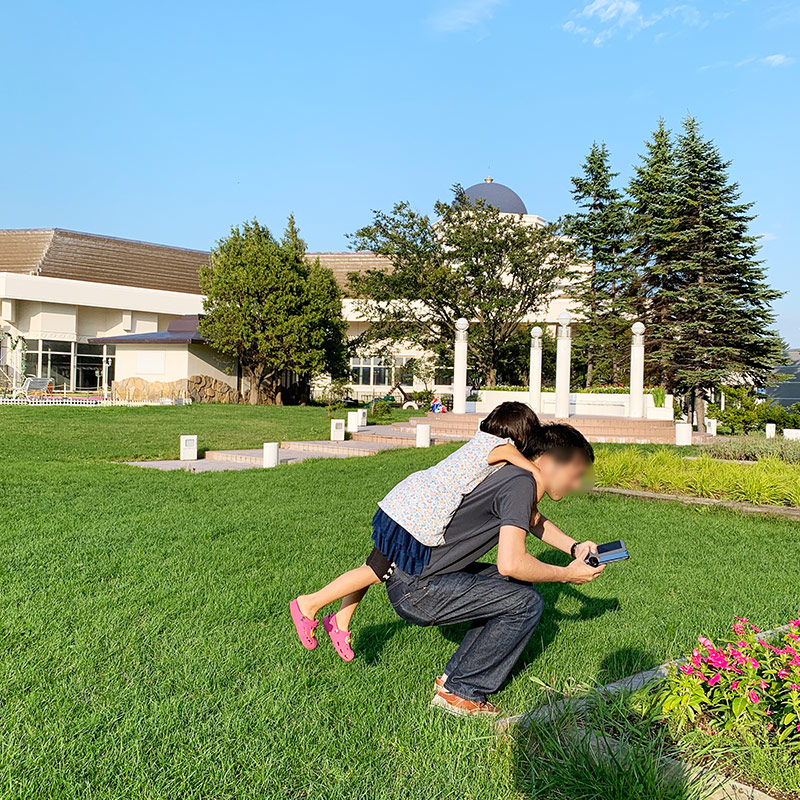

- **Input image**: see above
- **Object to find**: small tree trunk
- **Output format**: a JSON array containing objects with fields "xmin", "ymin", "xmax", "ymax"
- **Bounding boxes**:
[
  {"xmin": 694, "ymin": 386, "xmax": 706, "ymax": 433},
  {"xmin": 247, "ymin": 366, "xmax": 263, "ymax": 405}
]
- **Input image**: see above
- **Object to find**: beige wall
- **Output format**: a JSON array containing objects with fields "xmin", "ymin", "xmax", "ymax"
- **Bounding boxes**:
[{"xmin": 187, "ymin": 345, "xmax": 237, "ymax": 389}]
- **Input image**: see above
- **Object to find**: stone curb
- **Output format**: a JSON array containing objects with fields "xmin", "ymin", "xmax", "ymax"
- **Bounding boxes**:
[
  {"xmin": 590, "ymin": 486, "xmax": 800, "ymax": 521},
  {"xmin": 500, "ymin": 625, "xmax": 791, "ymax": 800}
]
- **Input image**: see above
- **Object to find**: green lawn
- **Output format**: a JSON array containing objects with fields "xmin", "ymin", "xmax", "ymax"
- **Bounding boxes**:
[{"xmin": 0, "ymin": 406, "xmax": 798, "ymax": 799}]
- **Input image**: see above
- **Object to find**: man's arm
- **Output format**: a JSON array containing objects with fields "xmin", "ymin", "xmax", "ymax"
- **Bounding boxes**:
[
  {"xmin": 530, "ymin": 511, "xmax": 597, "ymax": 562},
  {"xmin": 496, "ymin": 525, "xmax": 604, "ymax": 585}
]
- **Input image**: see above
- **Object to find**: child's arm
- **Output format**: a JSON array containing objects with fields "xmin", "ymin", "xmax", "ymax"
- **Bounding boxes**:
[{"xmin": 487, "ymin": 443, "xmax": 536, "ymax": 473}]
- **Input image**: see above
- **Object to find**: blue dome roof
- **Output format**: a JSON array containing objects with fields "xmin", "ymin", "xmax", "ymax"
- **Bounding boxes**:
[{"xmin": 464, "ymin": 178, "xmax": 527, "ymax": 215}]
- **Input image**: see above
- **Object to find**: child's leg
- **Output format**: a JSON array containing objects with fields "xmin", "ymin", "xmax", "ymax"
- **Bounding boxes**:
[
  {"xmin": 335, "ymin": 588, "xmax": 369, "ymax": 631},
  {"xmin": 296, "ymin": 564, "xmax": 380, "ymax": 621}
]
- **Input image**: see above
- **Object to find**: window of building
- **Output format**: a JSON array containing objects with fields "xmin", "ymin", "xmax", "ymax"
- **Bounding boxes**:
[
  {"xmin": 394, "ymin": 356, "xmax": 414, "ymax": 388},
  {"xmin": 350, "ymin": 356, "xmax": 392, "ymax": 386},
  {"xmin": 22, "ymin": 339, "xmax": 116, "ymax": 392}
]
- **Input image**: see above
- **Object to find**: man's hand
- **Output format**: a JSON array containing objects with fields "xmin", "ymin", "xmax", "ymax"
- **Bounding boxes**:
[
  {"xmin": 572, "ymin": 540, "xmax": 598, "ymax": 562},
  {"xmin": 562, "ymin": 558, "xmax": 605, "ymax": 585}
]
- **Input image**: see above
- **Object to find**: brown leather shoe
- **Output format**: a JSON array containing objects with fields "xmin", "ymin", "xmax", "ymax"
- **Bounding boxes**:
[{"xmin": 430, "ymin": 687, "xmax": 502, "ymax": 717}]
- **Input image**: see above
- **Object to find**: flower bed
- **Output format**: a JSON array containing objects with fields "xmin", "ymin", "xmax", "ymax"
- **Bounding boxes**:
[
  {"xmin": 706, "ymin": 435, "xmax": 800, "ymax": 465},
  {"xmin": 659, "ymin": 619, "xmax": 800, "ymax": 746}
]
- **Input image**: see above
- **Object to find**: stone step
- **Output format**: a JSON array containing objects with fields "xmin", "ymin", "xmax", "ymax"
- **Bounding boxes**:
[
  {"xmin": 350, "ymin": 426, "xmax": 452, "ymax": 447},
  {"xmin": 280, "ymin": 439, "xmax": 402, "ymax": 457}
]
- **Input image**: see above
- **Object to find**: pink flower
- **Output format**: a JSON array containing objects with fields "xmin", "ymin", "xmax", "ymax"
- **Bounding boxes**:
[
  {"xmin": 778, "ymin": 669, "xmax": 790, "ymax": 679},
  {"xmin": 748, "ymin": 658, "xmax": 760, "ymax": 669},
  {"xmin": 789, "ymin": 619, "xmax": 800, "ymax": 628},
  {"xmin": 748, "ymin": 690, "xmax": 760, "ymax": 704},
  {"xmin": 759, "ymin": 680, "xmax": 768, "ymax": 690},
  {"xmin": 679, "ymin": 663, "xmax": 694, "ymax": 675},
  {"xmin": 735, "ymin": 641, "xmax": 749, "ymax": 648},
  {"xmin": 735, "ymin": 617, "xmax": 749, "ymax": 624},
  {"xmin": 751, "ymin": 626, "xmax": 761, "ymax": 633},
  {"xmin": 698, "ymin": 635, "xmax": 714, "ymax": 649},
  {"xmin": 732, "ymin": 624, "xmax": 746, "ymax": 636},
  {"xmin": 788, "ymin": 633, "xmax": 799, "ymax": 641},
  {"xmin": 708, "ymin": 673, "xmax": 721, "ymax": 686},
  {"xmin": 791, "ymin": 657, "xmax": 800, "ymax": 667},
  {"xmin": 731, "ymin": 681, "xmax": 739, "ymax": 689},
  {"xmin": 789, "ymin": 683, "xmax": 800, "ymax": 690}
]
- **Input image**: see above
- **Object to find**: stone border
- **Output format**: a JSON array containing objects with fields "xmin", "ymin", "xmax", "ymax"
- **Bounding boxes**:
[
  {"xmin": 591, "ymin": 486, "xmax": 800, "ymax": 521},
  {"xmin": 501, "ymin": 625, "xmax": 791, "ymax": 800}
]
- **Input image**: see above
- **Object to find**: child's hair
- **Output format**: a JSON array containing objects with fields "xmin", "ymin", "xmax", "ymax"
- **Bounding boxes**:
[
  {"xmin": 479, "ymin": 402, "xmax": 541, "ymax": 453},
  {"xmin": 523, "ymin": 423, "xmax": 595, "ymax": 464}
]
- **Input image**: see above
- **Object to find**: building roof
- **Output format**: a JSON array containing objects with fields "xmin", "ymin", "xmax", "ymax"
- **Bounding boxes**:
[
  {"xmin": 89, "ymin": 315, "xmax": 205, "ymax": 345},
  {"xmin": 464, "ymin": 177, "xmax": 528, "ymax": 215},
  {"xmin": 0, "ymin": 228, "xmax": 389, "ymax": 295}
]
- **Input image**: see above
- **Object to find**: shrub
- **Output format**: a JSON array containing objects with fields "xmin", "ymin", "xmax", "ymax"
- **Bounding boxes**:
[
  {"xmin": 593, "ymin": 447, "xmax": 800, "ymax": 507},
  {"xmin": 709, "ymin": 388, "xmax": 800, "ymax": 435},
  {"xmin": 656, "ymin": 618, "xmax": 800, "ymax": 747},
  {"xmin": 707, "ymin": 435, "xmax": 800, "ymax": 465},
  {"xmin": 370, "ymin": 399, "xmax": 392, "ymax": 418}
]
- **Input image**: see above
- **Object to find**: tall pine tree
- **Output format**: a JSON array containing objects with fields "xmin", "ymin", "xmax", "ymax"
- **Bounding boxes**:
[
  {"xmin": 626, "ymin": 120, "xmax": 677, "ymax": 386},
  {"xmin": 564, "ymin": 143, "xmax": 634, "ymax": 386},
  {"xmin": 650, "ymin": 116, "xmax": 784, "ymax": 430}
]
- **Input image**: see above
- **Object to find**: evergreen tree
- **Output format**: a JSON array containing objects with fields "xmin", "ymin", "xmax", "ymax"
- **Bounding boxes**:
[
  {"xmin": 651, "ymin": 116, "xmax": 784, "ymax": 430},
  {"xmin": 199, "ymin": 217, "xmax": 347, "ymax": 405},
  {"xmin": 625, "ymin": 120, "xmax": 677, "ymax": 386},
  {"xmin": 564, "ymin": 142, "xmax": 634, "ymax": 387}
]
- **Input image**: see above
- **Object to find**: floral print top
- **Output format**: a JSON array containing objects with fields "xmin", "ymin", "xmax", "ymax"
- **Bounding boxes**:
[{"xmin": 378, "ymin": 430, "xmax": 513, "ymax": 547}]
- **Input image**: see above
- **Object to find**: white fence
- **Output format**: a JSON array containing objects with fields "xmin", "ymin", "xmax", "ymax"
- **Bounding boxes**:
[{"xmin": 0, "ymin": 397, "xmax": 186, "ymax": 407}]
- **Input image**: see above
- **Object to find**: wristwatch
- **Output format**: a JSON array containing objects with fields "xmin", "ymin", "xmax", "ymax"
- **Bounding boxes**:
[{"xmin": 570, "ymin": 541, "xmax": 579, "ymax": 559}]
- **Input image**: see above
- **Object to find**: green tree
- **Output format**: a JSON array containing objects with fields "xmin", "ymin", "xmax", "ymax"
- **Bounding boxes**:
[
  {"xmin": 650, "ymin": 116, "xmax": 784, "ymax": 430},
  {"xmin": 625, "ymin": 119, "xmax": 677, "ymax": 386},
  {"xmin": 348, "ymin": 186, "xmax": 572, "ymax": 386},
  {"xmin": 564, "ymin": 142, "xmax": 634, "ymax": 387},
  {"xmin": 199, "ymin": 217, "xmax": 347, "ymax": 405}
]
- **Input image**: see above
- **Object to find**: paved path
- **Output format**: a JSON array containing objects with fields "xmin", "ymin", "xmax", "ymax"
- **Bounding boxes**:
[{"xmin": 127, "ymin": 448, "xmax": 331, "ymax": 472}]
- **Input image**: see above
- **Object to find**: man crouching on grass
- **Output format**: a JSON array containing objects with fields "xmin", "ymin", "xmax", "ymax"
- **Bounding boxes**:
[{"xmin": 367, "ymin": 423, "xmax": 605, "ymax": 717}]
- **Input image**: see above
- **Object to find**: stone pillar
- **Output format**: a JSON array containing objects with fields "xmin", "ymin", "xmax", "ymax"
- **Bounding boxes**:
[
  {"xmin": 554, "ymin": 312, "xmax": 572, "ymax": 419},
  {"xmin": 263, "ymin": 442, "xmax": 279, "ymax": 468},
  {"xmin": 330, "ymin": 419, "xmax": 345, "ymax": 441},
  {"xmin": 346, "ymin": 410, "xmax": 360, "ymax": 433},
  {"xmin": 529, "ymin": 326, "xmax": 543, "ymax": 413},
  {"xmin": 453, "ymin": 317, "xmax": 469, "ymax": 415},
  {"xmin": 765, "ymin": 423, "xmax": 776, "ymax": 440},
  {"xmin": 629, "ymin": 322, "xmax": 646, "ymax": 419},
  {"xmin": 416, "ymin": 423, "xmax": 431, "ymax": 448}
]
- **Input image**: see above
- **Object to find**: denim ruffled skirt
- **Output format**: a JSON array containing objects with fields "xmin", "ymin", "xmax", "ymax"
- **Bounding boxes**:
[{"xmin": 371, "ymin": 508, "xmax": 431, "ymax": 575}]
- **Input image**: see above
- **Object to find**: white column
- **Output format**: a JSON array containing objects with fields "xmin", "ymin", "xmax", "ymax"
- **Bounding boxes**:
[
  {"xmin": 263, "ymin": 442, "xmax": 279, "ymax": 468},
  {"xmin": 528, "ymin": 326, "xmax": 543, "ymax": 413},
  {"xmin": 346, "ymin": 410, "xmax": 360, "ymax": 433},
  {"xmin": 675, "ymin": 423, "xmax": 692, "ymax": 446},
  {"xmin": 629, "ymin": 322, "xmax": 646, "ymax": 419},
  {"xmin": 330, "ymin": 419, "xmax": 345, "ymax": 441},
  {"xmin": 765, "ymin": 423, "xmax": 776, "ymax": 439},
  {"xmin": 554, "ymin": 312, "xmax": 572, "ymax": 419},
  {"xmin": 415, "ymin": 423, "xmax": 431, "ymax": 448},
  {"xmin": 453, "ymin": 317, "xmax": 469, "ymax": 415}
]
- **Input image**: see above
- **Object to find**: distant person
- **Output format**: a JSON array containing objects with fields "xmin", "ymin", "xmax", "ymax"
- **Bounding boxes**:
[{"xmin": 290, "ymin": 402, "xmax": 542, "ymax": 660}]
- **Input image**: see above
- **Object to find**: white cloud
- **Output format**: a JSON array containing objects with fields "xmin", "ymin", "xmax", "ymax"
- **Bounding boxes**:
[
  {"xmin": 563, "ymin": 2, "xmax": 704, "ymax": 46},
  {"xmin": 758, "ymin": 232, "xmax": 778, "ymax": 242},
  {"xmin": 428, "ymin": 0, "xmax": 502, "ymax": 32},
  {"xmin": 762, "ymin": 53, "xmax": 795, "ymax": 67}
]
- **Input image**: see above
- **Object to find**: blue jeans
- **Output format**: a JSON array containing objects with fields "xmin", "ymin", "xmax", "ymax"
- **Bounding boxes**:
[{"xmin": 386, "ymin": 563, "xmax": 544, "ymax": 702}]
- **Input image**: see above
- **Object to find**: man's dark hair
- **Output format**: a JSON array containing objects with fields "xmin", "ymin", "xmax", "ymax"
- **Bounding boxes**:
[
  {"xmin": 479, "ymin": 402, "xmax": 540, "ymax": 453},
  {"xmin": 523, "ymin": 423, "xmax": 594, "ymax": 464}
]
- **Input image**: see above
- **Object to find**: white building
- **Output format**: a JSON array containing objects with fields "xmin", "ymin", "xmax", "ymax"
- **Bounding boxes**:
[{"xmin": 0, "ymin": 179, "xmax": 574, "ymax": 400}]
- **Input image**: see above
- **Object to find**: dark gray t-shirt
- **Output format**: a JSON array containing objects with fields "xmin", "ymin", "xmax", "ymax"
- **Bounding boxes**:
[{"xmin": 419, "ymin": 464, "xmax": 536, "ymax": 578}]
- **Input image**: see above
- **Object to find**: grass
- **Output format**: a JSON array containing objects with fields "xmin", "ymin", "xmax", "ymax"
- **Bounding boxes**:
[
  {"xmin": 593, "ymin": 446, "xmax": 800, "ymax": 507},
  {"xmin": 0, "ymin": 405, "xmax": 798, "ymax": 799},
  {"xmin": 705, "ymin": 434, "xmax": 800, "ymax": 465}
]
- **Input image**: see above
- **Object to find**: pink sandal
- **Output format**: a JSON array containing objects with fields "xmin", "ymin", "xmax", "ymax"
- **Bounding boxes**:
[
  {"xmin": 290, "ymin": 599, "xmax": 318, "ymax": 650},
  {"xmin": 323, "ymin": 613, "xmax": 354, "ymax": 662}
]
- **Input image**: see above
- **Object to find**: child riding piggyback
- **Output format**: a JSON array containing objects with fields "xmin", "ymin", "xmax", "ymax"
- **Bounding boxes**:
[{"xmin": 291, "ymin": 402, "xmax": 543, "ymax": 660}]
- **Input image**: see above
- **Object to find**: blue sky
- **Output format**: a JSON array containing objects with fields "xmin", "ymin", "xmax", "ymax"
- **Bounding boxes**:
[{"xmin": 1, "ymin": 1, "xmax": 798, "ymax": 342}]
